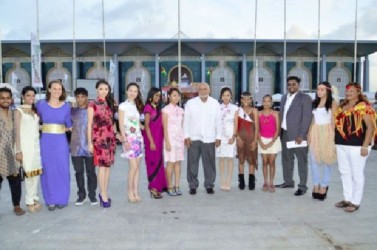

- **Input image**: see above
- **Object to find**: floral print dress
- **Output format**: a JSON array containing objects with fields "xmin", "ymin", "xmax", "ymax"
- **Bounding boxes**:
[
  {"xmin": 119, "ymin": 100, "xmax": 143, "ymax": 159},
  {"xmin": 89, "ymin": 98, "xmax": 116, "ymax": 167}
]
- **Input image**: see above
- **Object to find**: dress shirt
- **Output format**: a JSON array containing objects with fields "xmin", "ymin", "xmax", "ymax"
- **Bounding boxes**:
[
  {"xmin": 184, "ymin": 96, "xmax": 222, "ymax": 143},
  {"xmin": 281, "ymin": 92, "xmax": 298, "ymax": 130}
]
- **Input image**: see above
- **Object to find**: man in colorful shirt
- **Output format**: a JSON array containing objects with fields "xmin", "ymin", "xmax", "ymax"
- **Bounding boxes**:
[{"xmin": 71, "ymin": 88, "xmax": 97, "ymax": 205}]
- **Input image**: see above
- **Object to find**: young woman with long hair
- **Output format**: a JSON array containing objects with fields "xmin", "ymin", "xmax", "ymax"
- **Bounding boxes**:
[
  {"xmin": 88, "ymin": 79, "xmax": 119, "ymax": 208},
  {"xmin": 118, "ymin": 82, "xmax": 144, "ymax": 203},
  {"xmin": 308, "ymin": 82, "xmax": 337, "ymax": 200},
  {"xmin": 163, "ymin": 88, "xmax": 185, "ymax": 196},
  {"xmin": 15, "ymin": 86, "xmax": 43, "ymax": 212},
  {"xmin": 216, "ymin": 87, "xmax": 238, "ymax": 191},
  {"xmin": 236, "ymin": 91, "xmax": 259, "ymax": 190},
  {"xmin": 142, "ymin": 87, "xmax": 167, "ymax": 198}
]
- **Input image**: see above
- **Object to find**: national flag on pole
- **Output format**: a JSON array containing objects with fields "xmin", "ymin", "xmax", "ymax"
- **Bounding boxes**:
[
  {"xmin": 254, "ymin": 60, "xmax": 259, "ymax": 93},
  {"xmin": 108, "ymin": 58, "xmax": 116, "ymax": 89},
  {"xmin": 161, "ymin": 66, "xmax": 167, "ymax": 76},
  {"xmin": 31, "ymin": 32, "xmax": 43, "ymax": 88}
]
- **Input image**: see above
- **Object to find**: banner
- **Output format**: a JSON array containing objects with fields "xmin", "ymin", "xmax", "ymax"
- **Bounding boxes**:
[
  {"xmin": 108, "ymin": 58, "xmax": 116, "ymax": 89},
  {"xmin": 31, "ymin": 32, "xmax": 43, "ymax": 88},
  {"xmin": 254, "ymin": 60, "xmax": 259, "ymax": 93}
]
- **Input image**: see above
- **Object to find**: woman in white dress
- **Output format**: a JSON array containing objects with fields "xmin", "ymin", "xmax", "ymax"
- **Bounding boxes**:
[
  {"xmin": 15, "ymin": 86, "xmax": 43, "ymax": 212},
  {"xmin": 216, "ymin": 87, "xmax": 238, "ymax": 190}
]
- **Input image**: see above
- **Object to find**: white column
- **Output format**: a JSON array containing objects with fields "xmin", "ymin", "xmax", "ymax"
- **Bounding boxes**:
[
  {"xmin": 242, "ymin": 54, "xmax": 247, "ymax": 91},
  {"xmin": 155, "ymin": 54, "xmax": 159, "ymax": 88},
  {"xmin": 321, "ymin": 54, "xmax": 327, "ymax": 82},
  {"xmin": 363, "ymin": 55, "xmax": 369, "ymax": 91},
  {"xmin": 113, "ymin": 54, "xmax": 119, "ymax": 103},
  {"xmin": 201, "ymin": 54, "xmax": 205, "ymax": 83}
]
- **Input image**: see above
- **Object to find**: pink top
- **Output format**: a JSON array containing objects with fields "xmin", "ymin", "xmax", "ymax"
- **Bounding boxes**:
[{"xmin": 259, "ymin": 113, "xmax": 276, "ymax": 138}]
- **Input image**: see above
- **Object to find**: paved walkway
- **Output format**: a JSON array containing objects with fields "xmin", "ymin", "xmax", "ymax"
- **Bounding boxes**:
[{"xmin": 1, "ymin": 147, "xmax": 376, "ymax": 249}]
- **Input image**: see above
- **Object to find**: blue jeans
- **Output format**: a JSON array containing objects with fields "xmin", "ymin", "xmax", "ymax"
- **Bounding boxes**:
[{"xmin": 309, "ymin": 152, "xmax": 332, "ymax": 187}]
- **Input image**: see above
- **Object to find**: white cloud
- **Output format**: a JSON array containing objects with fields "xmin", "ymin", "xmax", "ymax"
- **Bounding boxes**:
[{"xmin": 0, "ymin": 0, "xmax": 376, "ymax": 85}]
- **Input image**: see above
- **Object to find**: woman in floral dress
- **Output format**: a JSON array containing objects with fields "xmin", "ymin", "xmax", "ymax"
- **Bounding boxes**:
[
  {"xmin": 88, "ymin": 80, "xmax": 118, "ymax": 208},
  {"xmin": 118, "ymin": 82, "xmax": 144, "ymax": 203}
]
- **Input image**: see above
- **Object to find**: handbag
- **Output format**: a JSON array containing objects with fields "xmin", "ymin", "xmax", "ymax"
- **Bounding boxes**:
[{"xmin": 18, "ymin": 165, "xmax": 26, "ymax": 181}]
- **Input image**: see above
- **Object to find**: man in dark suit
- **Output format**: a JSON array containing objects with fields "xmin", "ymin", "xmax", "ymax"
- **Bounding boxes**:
[{"xmin": 275, "ymin": 76, "xmax": 312, "ymax": 196}]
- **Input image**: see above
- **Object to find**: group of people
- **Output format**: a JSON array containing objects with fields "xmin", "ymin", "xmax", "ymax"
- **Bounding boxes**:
[{"xmin": 0, "ymin": 76, "xmax": 376, "ymax": 216}]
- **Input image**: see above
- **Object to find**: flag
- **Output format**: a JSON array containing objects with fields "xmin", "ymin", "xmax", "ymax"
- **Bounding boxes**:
[
  {"xmin": 31, "ymin": 32, "xmax": 43, "ymax": 88},
  {"xmin": 161, "ymin": 66, "xmax": 167, "ymax": 76},
  {"xmin": 108, "ymin": 58, "xmax": 116, "ymax": 89},
  {"xmin": 254, "ymin": 60, "xmax": 259, "ymax": 93}
]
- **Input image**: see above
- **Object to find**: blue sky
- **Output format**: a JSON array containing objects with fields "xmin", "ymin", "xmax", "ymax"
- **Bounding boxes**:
[{"xmin": 1, "ymin": 0, "xmax": 376, "ymax": 90}]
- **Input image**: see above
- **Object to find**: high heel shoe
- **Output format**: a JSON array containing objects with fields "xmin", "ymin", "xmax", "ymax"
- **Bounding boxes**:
[
  {"xmin": 99, "ymin": 194, "xmax": 111, "ymax": 208},
  {"xmin": 167, "ymin": 187, "xmax": 177, "ymax": 196},
  {"xmin": 317, "ymin": 186, "xmax": 329, "ymax": 201},
  {"xmin": 174, "ymin": 186, "xmax": 182, "ymax": 196},
  {"xmin": 150, "ymin": 189, "xmax": 162, "ymax": 199}
]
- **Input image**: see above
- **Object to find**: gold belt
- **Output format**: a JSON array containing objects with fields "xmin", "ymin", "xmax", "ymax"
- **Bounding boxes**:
[{"xmin": 42, "ymin": 124, "xmax": 66, "ymax": 134}]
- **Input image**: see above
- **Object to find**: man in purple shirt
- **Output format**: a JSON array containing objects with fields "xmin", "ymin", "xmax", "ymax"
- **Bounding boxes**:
[{"xmin": 71, "ymin": 88, "xmax": 97, "ymax": 205}]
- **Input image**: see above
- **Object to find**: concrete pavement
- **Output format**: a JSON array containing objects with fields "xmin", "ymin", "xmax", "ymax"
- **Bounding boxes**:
[{"xmin": 1, "ymin": 147, "xmax": 376, "ymax": 249}]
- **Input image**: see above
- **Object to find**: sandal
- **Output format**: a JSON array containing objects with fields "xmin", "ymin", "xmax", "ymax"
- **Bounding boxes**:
[
  {"xmin": 14, "ymin": 206, "xmax": 25, "ymax": 216},
  {"xmin": 335, "ymin": 200, "xmax": 351, "ymax": 208},
  {"xmin": 344, "ymin": 203, "xmax": 360, "ymax": 213},
  {"xmin": 269, "ymin": 185, "xmax": 275, "ymax": 193},
  {"xmin": 262, "ymin": 184, "xmax": 268, "ymax": 192}
]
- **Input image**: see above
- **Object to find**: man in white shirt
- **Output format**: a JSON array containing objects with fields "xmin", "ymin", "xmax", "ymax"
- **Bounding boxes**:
[
  {"xmin": 184, "ymin": 83, "xmax": 222, "ymax": 195},
  {"xmin": 275, "ymin": 76, "xmax": 312, "ymax": 196}
]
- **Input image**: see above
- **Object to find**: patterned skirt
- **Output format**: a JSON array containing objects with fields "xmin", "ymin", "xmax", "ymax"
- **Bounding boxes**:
[{"xmin": 309, "ymin": 124, "xmax": 337, "ymax": 165}]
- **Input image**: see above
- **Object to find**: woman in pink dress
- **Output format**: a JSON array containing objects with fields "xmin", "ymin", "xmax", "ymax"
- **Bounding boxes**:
[
  {"xmin": 142, "ymin": 87, "xmax": 167, "ymax": 199},
  {"xmin": 88, "ymin": 80, "xmax": 119, "ymax": 208},
  {"xmin": 162, "ymin": 88, "xmax": 184, "ymax": 196}
]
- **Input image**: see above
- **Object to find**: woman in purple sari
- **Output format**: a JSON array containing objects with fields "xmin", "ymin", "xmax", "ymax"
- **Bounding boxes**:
[
  {"xmin": 142, "ymin": 87, "xmax": 167, "ymax": 199},
  {"xmin": 37, "ymin": 80, "xmax": 72, "ymax": 211}
]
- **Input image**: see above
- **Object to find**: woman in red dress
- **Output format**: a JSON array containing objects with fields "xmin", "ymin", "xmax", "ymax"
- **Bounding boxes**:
[{"xmin": 88, "ymin": 79, "xmax": 120, "ymax": 208}]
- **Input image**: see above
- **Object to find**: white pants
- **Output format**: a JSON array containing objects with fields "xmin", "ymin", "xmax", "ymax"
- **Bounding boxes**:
[
  {"xmin": 336, "ymin": 145, "xmax": 371, "ymax": 205},
  {"xmin": 25, "ymin": 176, "xmax": 40, "ymax": 205}
]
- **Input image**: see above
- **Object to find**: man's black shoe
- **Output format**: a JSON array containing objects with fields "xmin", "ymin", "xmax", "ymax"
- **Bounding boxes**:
[
  {"xmin": 206, "ymin": 188, "xmax": 215, "ymax": 194},
  {"xmin": 189, "ymin": 188, "xmax": 196, "ymax": 195},
  {"xmin": 294, "ymin": 189, "xmax": 306, "ymax": 196},
  {"xmin": 275, "ymin": 183, "xmax": 294, "ymax": 188}
]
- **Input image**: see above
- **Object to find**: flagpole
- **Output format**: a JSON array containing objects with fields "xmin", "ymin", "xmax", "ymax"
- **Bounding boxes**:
[
  {"xmin": 283, "ymin": 0, "xmax": 287, "ymax": 94},
  {"xmin": 36, "ymin": 0, "xmax": 40, "ymax": 40},
  {"xmin": 36, "ymin": 0, "xmax": 40, "ymax": 93},
  {"xmin": 178, "ymin": 0, "xmax": 181, "ymax": 86},
  {"xmin": 317, "ymin": 0, "xmax": 321, "ymax": 86},
  {"xmin": 72, "ymin": 0, "xmax": 77, "ymax": 91},
  {"xmin": 102, "ymin": 0, "xmax": 106, "ymax": 77},
  {"xmin": 353, "ymin": 0, "xmax": 358, "ymax": 82},
  {"xmin": 253, "ymin": 0, "xmax": 258, "ymax": 94}
]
